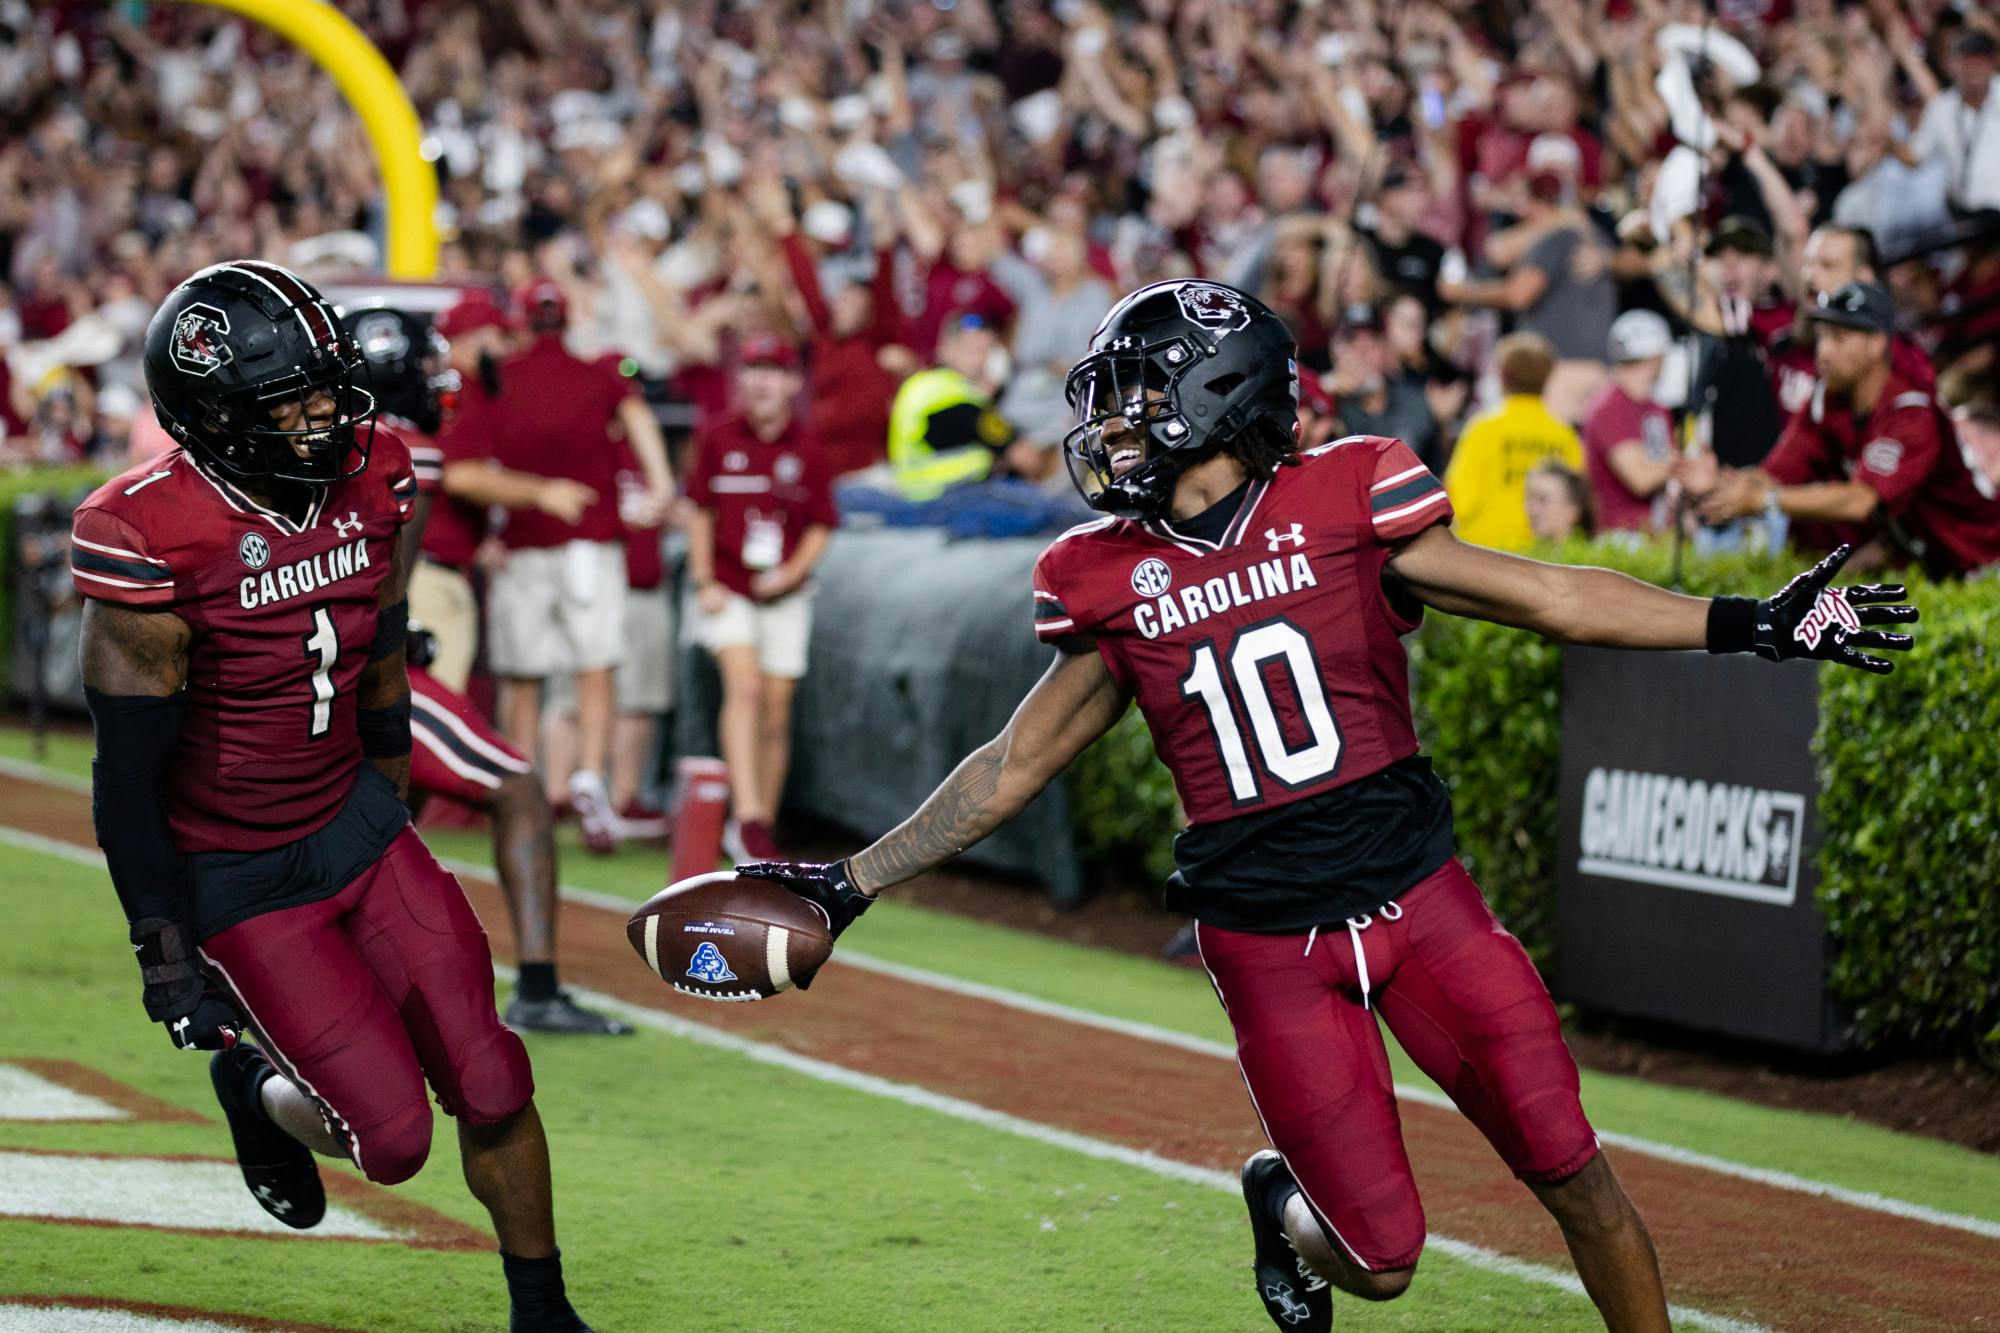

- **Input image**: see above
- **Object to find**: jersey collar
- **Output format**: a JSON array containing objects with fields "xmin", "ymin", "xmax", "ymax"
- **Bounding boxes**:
[{"xmin": 1141, "ymin": 474, "xmax": 1272, "ymax": 555}]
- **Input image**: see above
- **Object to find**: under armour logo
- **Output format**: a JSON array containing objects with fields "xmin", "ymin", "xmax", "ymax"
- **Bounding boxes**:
[
  {"xmin": 333, "ymin": 512, "xmax": 363, "ymax": 539},
  {"xmin": 1265, "ymin": 524, "xmax": 1305, "ymax": 551},
  {"xmin": 255, "ymin": 1184, "xmax": 293, "ymax": 1215},
  {"xmin": 1264, "ymin": 1280, "xmax": 1312, "ymax": 1323}
]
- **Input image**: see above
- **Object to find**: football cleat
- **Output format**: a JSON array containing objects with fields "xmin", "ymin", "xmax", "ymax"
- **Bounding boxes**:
[
  {"xmin": 1243, "ymin": 1150, "xmax": 1332, "ymax": 1332},
  {"xmin": 505, "ymin": 991, "xmax": 634, "ymax": 1036},
  {"xmin": 211, "ymin": 1045, "xmax": 325, "ymax": 1230}
]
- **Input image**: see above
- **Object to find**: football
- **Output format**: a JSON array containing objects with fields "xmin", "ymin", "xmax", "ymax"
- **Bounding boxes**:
[{"xmin": 626, "ymin": 871, "xmax": 836, "ymax": 1001}]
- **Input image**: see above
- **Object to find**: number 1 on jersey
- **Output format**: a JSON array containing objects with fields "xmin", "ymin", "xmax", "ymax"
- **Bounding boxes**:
[
  {"xmin": 1181, "ymin": 620, "xmax": 1343, "ymax": 804},
  {"xmin": 303, "ymin": 607, "xmax": 338, "ymax": 739}
]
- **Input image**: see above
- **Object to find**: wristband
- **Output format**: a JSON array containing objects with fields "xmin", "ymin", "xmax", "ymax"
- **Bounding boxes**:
[
  {"xmin": 358, "ymin": 697, "xmax": 413, "ymax": 757},
  {"xmin": 1705, "ymin": 596, "xmax": 1758, "ymax": 655}
]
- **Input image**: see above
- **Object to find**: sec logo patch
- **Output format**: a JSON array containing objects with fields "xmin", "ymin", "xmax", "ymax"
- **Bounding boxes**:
[
  {"xmin": 238, "ymin": 532, "xmax": 271, "ymax": 570},
  {"xmin": 1131, "ymin": 557, "xmax": 1172, "ymax": 597}
]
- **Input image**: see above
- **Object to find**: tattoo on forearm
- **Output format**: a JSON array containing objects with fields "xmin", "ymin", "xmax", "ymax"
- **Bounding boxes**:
[
  {"xmin": 81, "ymin": 602, "xmax": 190, "ymax": 696},
  {"xmin": 852, "ymin": 740, "xmax": 1008, "ymax": 891}
]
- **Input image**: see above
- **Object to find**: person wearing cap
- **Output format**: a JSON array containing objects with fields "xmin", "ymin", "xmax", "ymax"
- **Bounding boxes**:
[
  {"xmin": 1896, "ymin": 29, "xmax": 2000, "ymax": 216},
  {"xmin": 1359, "ymin": 167, "xmax": 1448, "ymax": 316},
  {"xmin": 887, "ymin": 311, "xmax": 1020, "ymax": 501},
  {"xmin": 1769, "ymin": 224, "xmax": 1937, "ymax": 420},
  {"xmin": 1698, "ymin": 282, "xmax": 2000, "ymax": 576},
  {"xmin": 683, "ymin": 336, "xmax": 838, "ymax": 863},
  {"xmin": 1442, "ymin": 332, "xmax": 1586, "ymax": 551},
  {"xmin": 413, "ymin": 295, "xmax": 595, "ymax": 694},
  {"xmin": 1671, "ymin": 217, "xmax": 1790, "ymax": 473},
  {"xmin": 1581, "ymin": 310, "xmax": 1677, "ymax": 533},
  {"xmin": 487, "ymin": 277, "xmax": 676, "ymax": 854}
]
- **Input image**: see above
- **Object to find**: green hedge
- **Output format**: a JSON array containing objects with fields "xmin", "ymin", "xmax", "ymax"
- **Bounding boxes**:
[
  {"xmin": 0, "ymin": 465, "xmax": 108, "ymax": 704},
  {"xmin": 1072, "ymin": 541, "xmax": 2000, "ymax": 1060}
]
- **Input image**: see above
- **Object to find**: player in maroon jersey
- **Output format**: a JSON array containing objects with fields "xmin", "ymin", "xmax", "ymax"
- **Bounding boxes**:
[
  {"xmin": 344, "ymin": 304, "xmax": 630, "ymax": 1037},
  {"xmin": 75, "ymin": 262, "xmax": 593, "ymax": 1331},
  {"xmin": 741, "ymin": 281, "xmax": 1919, "ymax": 1333}
]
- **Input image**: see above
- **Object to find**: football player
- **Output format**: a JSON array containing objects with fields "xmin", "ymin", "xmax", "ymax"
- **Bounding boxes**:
[
  {"xmin": 76, "ymin": 262, "xmax": 593, "ymax": 1332},
  {"xmin": 342, "ymin": 304, "xmax": 630, "ymax": 1036},
  {"xmin": 743, "ymin": 281, "xmax": 1918, "ymax": 1333}
]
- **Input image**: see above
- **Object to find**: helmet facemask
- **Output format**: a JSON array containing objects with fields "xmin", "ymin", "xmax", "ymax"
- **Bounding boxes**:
[
  {"xmin": 1062, "ymin": 333, "xmax": 1217, "ymax": 521},
  {"xmin": 179, "ymin": 343, "xmax": 376, "ymax": 488}
]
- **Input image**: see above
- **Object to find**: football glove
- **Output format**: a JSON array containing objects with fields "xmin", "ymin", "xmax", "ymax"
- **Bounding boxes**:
[
  {"xmin": 1707, "ymin": 544, "xmax": 1918, "ymax": 675},
  {"xmin": 733, "ymin": 858, "xmax": 875, "ymax": 964},
  {"xmin": 132, "ymin": 917, "xmax": 242, "ymax": 1051}
]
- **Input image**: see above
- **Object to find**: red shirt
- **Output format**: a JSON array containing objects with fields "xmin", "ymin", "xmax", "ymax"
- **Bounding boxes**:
[
  {"xmin": 1764, "ymin": 370, "xmax": 2000, "ymax": 577},
  {"xmin": 684, "ymin": 412, "xmax": 839, "ymax": 599},
  {"xmin": 1581, "ymin": 383, "xmax": 1673, "ymax": 532},
  {"xmin": 70, "ymin": 432, "xmax": 417, "ymax": 852},
  {"xmin": 1033, "ymin": 436, "xmax": 1452, "ymax": 826},
  {"xmin": 423, "ymin": 378, "xmax": 499, "ymax": 569},
  {"xmin": 491, "ymin": 334, "xmax": 637, "ymax": 548},
  {"xmin": 614, "ymin": 447, "xmax": 666, "ymax": 591},
  {"xmin": 1766, "ymin": 326, "xmax": 1934, "ymax": 422},
  {"xmin": 911, "ymin": 261, "xmax": 1017, "ymax": 358},
  {"xmin": 782, "ymin": 235, "xmax": 904, "ymax": 478}
]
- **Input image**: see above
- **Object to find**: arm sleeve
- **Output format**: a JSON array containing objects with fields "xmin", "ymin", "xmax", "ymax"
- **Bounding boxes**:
[
  {"xmin": 1378, "ymin": 437, "xmax": 1453, "ymax": 543},
  {"xmin": 86, "ymin": 688, "xmax": 187, "ymax": 927},
  {"xmin": 1852, "ymin": 402, "xmax": 1943, "ymax": 514},
  {"xmin": 1031, "ymin": 547, "xmax": 1080, "ymax": 642},
  {"xmin": 70, "ymin": 506, "xmax": 177, "ymax": 608}
]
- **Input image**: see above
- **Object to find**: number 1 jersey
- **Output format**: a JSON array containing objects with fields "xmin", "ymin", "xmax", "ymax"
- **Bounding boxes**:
[
  {"xmin": 1032, "ymin": 436, "xmax": 1458, "ymax": 928},
  {"xmin": 71, "ymin": 431, "xmax": 417, "ymax": 854}
]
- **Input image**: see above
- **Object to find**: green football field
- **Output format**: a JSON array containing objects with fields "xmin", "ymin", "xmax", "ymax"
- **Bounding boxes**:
[{"xmin": 2, "ymin": 726, "xmax": 1997, "ymax": 1332}]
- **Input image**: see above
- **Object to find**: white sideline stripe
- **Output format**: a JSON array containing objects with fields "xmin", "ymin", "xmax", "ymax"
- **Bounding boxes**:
[
  {"xmin": 511, "ymin": 970, "xmax": 1774, "ymax": 1333},
  {"xmin": 0, "ymin": 1064, "xmax": 126, "ymax": 1121},
  {"xmin": 0, "ymin": 1150, "xmax": 395, "ymax": 1240},
  {"xmin": 3, "ymin": 795, "xmax": 1996, "ymax": 1248},
  {"xmin": 0, "ymin": 755, "xmax": 92, "ymax": 794},
  {"xmin": 0, "ymin": 1304, "xmax": 268, "ymax": 1332}
]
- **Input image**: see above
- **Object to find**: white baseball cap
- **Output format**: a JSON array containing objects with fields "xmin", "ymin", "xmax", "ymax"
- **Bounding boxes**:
[{"xmin": 1607, "ymin": 309, "xmax": 1673, "ymax": 363}]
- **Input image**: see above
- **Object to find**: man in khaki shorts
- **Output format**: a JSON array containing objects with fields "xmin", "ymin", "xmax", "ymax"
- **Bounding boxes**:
[
  {"xmin": 488, "ymin": 279, "xmax": 674, "ymax": 853},
  {"xmin": 684, "ymin": 337, "xmax": 838, "ymax": 861}
]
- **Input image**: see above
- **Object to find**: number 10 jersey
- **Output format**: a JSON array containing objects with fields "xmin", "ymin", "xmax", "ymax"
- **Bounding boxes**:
[
  {"xmin": 1033, "ymin": 435, "xmax": 1458, "ymax": 928},
  {"xmin": 71, "ymin": 431, "xmax": 417, "ymax": 854}
]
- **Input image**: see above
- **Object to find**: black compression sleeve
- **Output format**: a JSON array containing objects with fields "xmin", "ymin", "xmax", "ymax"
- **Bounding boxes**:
[
  {"xmin": 1706, "ymin": 596, "xmax": 1758, "ymax": 655},
  {"xmin": 85, "ymin": 687, "xmax": 187, "ymax": 927},
  {"xmin": 358, "ymin": 697, "xmax": 413, "ymax": 757},
  {"xmin": 371, "ymin": 598, "xmax": 409, "ymax": 661}
]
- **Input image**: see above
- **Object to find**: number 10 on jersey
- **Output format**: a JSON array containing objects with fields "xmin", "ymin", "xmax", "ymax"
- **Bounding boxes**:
[{"xmin": 1180, "ymin": 619, "xmax": 1343, "ymax": 803}]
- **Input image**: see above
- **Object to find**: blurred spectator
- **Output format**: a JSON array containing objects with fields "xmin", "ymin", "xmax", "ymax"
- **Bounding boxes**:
[
  {"xmin": 487, "ymin": 279, "xmax": 674, "ymax": 854},
  {"xmin": 1525, "ymin": 460, "xmax": 1597, "ymax": 545},
  {"xmin": 1898, "ymin": 31, "xmax": 2000, "ymax": 217},
  {"xmin": 1321, "ymin": 305, "xmax": 1442, "ymax": 472},
  {"xmin": 684, "ymin": 338, "xmax": 837, "ymax": 863},
  {"xmin": 994, "ymin": 225, "xmax": 1115, "ymax": 459},
  {"xmin": 1680, "ymin": 218, "xmax": 1789, "ymax": 470},
  {"xmin": 1698, "ymin": 283, "xmax": 2000, "ymax": 577},
  {"xmin": 888, "ymin": 311, "xmax": 1019, "ymax": 501},
  {"xmin": 1583, "ymin": 311, "xmax": 1677, "ymax": 534},
  {"xmin": 416, "ymin": 296, "xmax": 594, "ymax": 693},
  {"xmin": 1442, "ymin": 175, "xmax": 1615, "ymax": 423},
  {"xmin": 1360, "ymin": 168, "xmax": 1447, "ymax": 316},
  {"xmin": 1444, "ymin": 333, "xmax": 1585, "ymax": 551},
  {"xmin": 1955, "ymin": 402, "xmax": 2000, "ymax": 493},
  {"xmin": 1771, "ymin": 224, "xmax": 1937, "ymax": 420}
]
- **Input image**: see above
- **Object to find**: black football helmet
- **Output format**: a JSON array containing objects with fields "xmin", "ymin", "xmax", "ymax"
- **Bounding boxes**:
[
  {"xmin": 340, "ymin": 306, "xmax": 454, "ymax": 435},
  {"xmin": 143, "ymin": 260, "xmax": 375, "ymax": 487},
  {"xmin": 1062, "ymin": 280, "xmax": 1301, "ymax": 520}
]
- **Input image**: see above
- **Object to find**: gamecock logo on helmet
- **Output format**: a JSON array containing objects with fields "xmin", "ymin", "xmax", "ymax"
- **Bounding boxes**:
[
  {"xmin": 1175, "ymin": 283, "xmax": 1252, "ymax": 335},
  {"xmin": 171, "ymin": 304, "xmax": 235, "ymax": 378}
]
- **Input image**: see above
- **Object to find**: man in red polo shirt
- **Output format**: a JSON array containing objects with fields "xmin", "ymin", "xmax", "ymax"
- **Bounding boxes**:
[
  {"xmin": 413, "ymin": 295, "xmax": 595, "ymax": 692},
  {"xmin": 1700, "ymin": 282, "xmax": 2000, "ymax": 577},
  {"xmin": 488, "ymin": 278, "xmax": 674, "ymax": 853},
  {"xmin": 684, "ymin": 337, "xmax": 839, "ymax": 861}
]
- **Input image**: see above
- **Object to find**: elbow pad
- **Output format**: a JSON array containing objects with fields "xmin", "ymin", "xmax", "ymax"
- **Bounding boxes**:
[{"xmin": 85, "ymin": 688, "xmax": 187, "ymax": 927}]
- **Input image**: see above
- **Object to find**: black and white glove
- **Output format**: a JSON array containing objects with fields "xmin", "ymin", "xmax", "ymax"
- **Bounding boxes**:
[
  {"xmin": 1707, "ymin": 544, "xmax": 1919, "ymax": 675},
  {"xmin": 132, "ymin": 918, "xmax": 242, "ymax": 1051},
  {"xmin": 734, "ymin": 858, "xmax": 876, "ymax": 959}
]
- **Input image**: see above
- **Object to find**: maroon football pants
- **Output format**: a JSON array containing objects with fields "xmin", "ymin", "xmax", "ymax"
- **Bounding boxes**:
[
  {"xmin": 1196, "ymin": 857, "xmax": 1598, "ymax": 1272},
  {"xmin": 199, "ymin": 827, "xmax": 533, "ymax": 1185}
]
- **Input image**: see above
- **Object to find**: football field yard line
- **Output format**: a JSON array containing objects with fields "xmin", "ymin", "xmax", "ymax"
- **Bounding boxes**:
[
  {"xmin": 494, "ymin": 965, "xmax": 1776, "ymax": 1333},
  {"xmin": 471, "ymin": 863, "xmax": 2000, "ymax": 1246}
]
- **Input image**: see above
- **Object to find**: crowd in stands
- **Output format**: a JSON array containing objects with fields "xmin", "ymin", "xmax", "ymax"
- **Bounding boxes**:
[{"xmin": 6, "ymin": 0, "xmax": 2000, "ymax": 839}]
